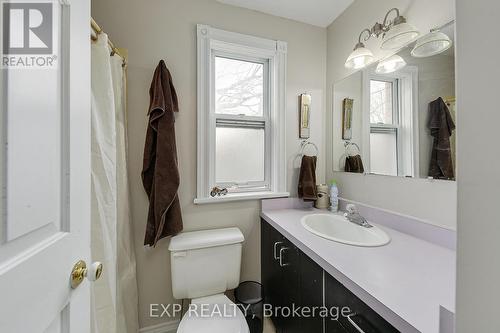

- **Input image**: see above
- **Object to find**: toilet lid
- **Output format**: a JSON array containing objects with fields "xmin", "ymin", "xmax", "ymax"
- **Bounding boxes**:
[{"xmin": 177, "ymin": 294, "xmax": 250, "ymax": 333}]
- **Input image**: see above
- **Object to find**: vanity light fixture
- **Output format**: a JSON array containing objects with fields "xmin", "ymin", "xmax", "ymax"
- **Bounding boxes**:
[
  {"xmin": 380, "ymin": 10, "xmax": 420, "ymax": 50},
  {"xmin": 345, "ymin": 8, "xmax": 419, "ymax": 69},
  {"xmin": 375, "ymin": 54, "xmax": 407, "ymax": 74},
  {"xmin": 345, "ymin": 41, "xmax": 374, "ymax": 70},
  {"xmin": 411, "ymin": 29, "xmax": 452, "ymax": 58}
]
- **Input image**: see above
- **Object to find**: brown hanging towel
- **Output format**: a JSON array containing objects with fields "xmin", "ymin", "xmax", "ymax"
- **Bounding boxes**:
[
  {"xmin": 345, "ymin": 155, "xmax": 364, "ymax": 173},
  {"xmin": 428, "ymin": 97, "xmax": 456, "ymax": 180},
  {"xmin": 298, "ymin": 155, "xmax": 318, "ymax": 201},
  {"xmin": 142, "ymin": 60, "xmax": 183, "ymax": 247}
]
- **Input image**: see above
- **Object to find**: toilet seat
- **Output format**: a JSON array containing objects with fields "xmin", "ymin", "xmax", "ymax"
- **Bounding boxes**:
[{"xmin": 177, "ymin": 294, "xmax": 250, "ymax": 333}]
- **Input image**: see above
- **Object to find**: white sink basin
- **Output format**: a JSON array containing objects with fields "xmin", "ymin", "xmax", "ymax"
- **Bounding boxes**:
[{"xmin": 301, "ymin": 214, "xmax": 390, "ymax": 247}]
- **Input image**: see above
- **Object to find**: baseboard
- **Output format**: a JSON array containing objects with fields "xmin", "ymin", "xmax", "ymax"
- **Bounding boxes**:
[{"xmin": 138, "ymin": 320, "xmax": 180, "ymax": 333}]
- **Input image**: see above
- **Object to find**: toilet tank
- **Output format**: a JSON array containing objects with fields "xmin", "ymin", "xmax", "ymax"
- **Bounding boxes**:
[{"xmin": 168, "ymin": 227, "xmax": 245, "ymax": 300}]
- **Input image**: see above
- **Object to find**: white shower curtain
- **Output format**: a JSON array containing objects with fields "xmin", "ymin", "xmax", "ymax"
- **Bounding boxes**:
[{"xmin": 91, "ymin": 33, "xmax": 139, "ymax": 333}]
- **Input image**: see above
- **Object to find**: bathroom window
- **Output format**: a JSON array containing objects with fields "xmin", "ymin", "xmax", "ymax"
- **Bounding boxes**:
[
  {"xmin": 215, "ymin": 56, "xmax": 267, "ymax": 187},
  {"xmin": 195, "ymin": 25, "xmax": 288, "ymax": 203},
  {"xmin": 365, "ymin": 68, "xmax": 417, "ymax": 177},
  {"xmin": 369, "ymin": 78, "xmax": 400, "ymax": 176}
]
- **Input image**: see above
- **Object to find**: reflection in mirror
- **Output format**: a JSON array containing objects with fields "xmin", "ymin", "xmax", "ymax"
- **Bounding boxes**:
[{"xmin": 333, "ymin": 23, "xmax": 456, "ymax": 180}]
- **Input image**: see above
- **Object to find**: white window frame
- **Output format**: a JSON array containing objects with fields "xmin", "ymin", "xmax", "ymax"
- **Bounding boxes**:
[
  {"xmin": 369, "ymin": 76, "xmax": 401, "ymax": 176},
  {"xmin": 195, "ymin": 24, "xmax": 288, "ymax": 204},
  {"xmin": 362, "ymin": 66, "xmax": 419, "ymax": 178}
]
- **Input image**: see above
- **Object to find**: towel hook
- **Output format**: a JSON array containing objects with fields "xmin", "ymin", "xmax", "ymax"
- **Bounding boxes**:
[{"xmin": 300, "ymin": 140, "xmax": 319, "ymax": 157}]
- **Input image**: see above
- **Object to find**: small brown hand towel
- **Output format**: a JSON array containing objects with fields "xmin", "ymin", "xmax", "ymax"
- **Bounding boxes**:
[
  {"xmin": 345, "ymin": 155, "xmax": 364, "ymax": 173},
  {"xmin": 298, "ymin": 155, "xmax": 317, "ymax": 201},
  {"xmin": 142, "ymin": 60, "xmax": 183, "ymax": 247}
]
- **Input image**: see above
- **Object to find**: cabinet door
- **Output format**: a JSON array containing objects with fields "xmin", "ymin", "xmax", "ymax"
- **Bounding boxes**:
[
  {"xmin": 325, "ymin": 274, "xmax": 400, "ymax": 333},
  {"xmin": 261, "ymin": 220, "xmax": 274, "ymax": 306},
  {"xmin": 261, "ymin": 220, "xmax": 285, "ymax": 331},
  {"xmin": 299, "ymin": 254, "xmax": 325, "ymax": 333},
  {"xmin": 279, "ymin": 238, "xmax": 301, "ymax": 333},
  {"xmin": 262, "ymin": 220, "xmax": 325, "ymax": 333}
]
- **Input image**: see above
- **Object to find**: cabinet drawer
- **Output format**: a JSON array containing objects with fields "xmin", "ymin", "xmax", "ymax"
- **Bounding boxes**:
[{"xmin": 325, "ymin": 274, "xmax": 400, "ymax": 333}]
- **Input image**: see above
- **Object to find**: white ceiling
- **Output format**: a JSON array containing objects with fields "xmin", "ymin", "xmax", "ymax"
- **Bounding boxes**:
[{"xmin": 216, "ymin": 0, "xmax": 354, "ymax": 28}]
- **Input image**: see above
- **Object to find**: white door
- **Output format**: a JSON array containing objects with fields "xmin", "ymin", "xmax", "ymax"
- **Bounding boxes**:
[{"xmin": 0, "ymin": 0, "xmax": 91, "ymax": 332}]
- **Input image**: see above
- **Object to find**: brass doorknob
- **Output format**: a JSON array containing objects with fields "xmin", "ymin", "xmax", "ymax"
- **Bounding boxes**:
[{"xmin": 70, "ymin": 260, "xmax": 103, "ymax": 289}]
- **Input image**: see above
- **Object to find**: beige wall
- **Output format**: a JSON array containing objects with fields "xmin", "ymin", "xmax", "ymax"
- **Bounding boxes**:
[
  {"xmin": 326, "ymin": 0, "xmax": 458, "ymax": 229},
  {"xmin": 91, "ymin": 0, "xmax": 326, "ymax": 328}
]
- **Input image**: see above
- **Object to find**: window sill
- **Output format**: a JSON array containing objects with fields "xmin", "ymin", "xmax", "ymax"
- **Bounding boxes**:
[{"xmin": 194, "ymin": 191, "xmax": 290, "ymax": 205}]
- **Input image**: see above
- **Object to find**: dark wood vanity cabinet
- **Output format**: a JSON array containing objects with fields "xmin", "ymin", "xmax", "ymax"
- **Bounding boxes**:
[
  {"xmin": 261, "ymin": 220, "xmax": 323, "ymax": 333},
  {"xmin": 261, "ymin": 219, "xmax": 400, "ymax": 333},
  {"xmin": 325, "ymin": 274, "xmax": 399, "ymax": 333}
]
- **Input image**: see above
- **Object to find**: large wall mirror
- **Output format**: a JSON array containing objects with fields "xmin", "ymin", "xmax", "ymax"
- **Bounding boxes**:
[{"xmin": 333, "ymin": 22, "xmax": 456, "ymax": 180}]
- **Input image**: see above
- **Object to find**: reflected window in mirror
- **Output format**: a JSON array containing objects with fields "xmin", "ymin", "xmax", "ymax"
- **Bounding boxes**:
[
  {"xmin": 370, "ymin": 80, "xmax": 395, "ymax": 125},
  {"xmin": 365, "ymin": 68, "xmax": 417, "ymax": 178},
  {"xmin": 369, "ymin": 79, "xmax": 399, "ymax": 176}
]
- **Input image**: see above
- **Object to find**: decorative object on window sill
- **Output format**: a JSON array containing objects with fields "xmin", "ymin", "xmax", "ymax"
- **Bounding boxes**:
[
  {"xmin": 375, "ymin": 54, "xmax": 407, "ymax": 74},
  {"xmin": 210, "ymin": 186, "xmax": 228, "ymax": 197},
  {"xmin": 342, "ymin": 98, "xmax": 354, "ymax": 140},
  {"xmin": 299, "ymin": 93, "xmax": 311, "ymax": 139},
  {"xmin": 345, "ymin": 8, "xmax": 419, "ymax": 70},
  {"xmin": 300, "ymin": 140, "xmax": 319, "ymax": 157}
]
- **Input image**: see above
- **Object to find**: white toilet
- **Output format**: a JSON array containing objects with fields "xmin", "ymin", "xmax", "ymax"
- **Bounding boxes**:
[{"xmin": 168, "ymin": 227, "xmax": 250, "ymax": 333}]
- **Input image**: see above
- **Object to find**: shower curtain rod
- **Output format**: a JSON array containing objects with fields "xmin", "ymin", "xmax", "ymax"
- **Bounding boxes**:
[{"xmin": 91, "ymin": 18, "xmax": 126, "ymax": 65}]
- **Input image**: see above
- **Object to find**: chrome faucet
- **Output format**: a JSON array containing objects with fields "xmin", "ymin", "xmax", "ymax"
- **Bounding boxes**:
[{"xmin": 344, "ymin": 204, "xmax": 372, "ymax": 228}]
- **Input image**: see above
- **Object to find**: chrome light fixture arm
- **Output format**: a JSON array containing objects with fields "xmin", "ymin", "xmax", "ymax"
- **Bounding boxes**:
[
  {"xmin": 354, "ymin": 8, "xmax": 406, "ymax": 46},
  {"xmin": 374, "ymin": 8, "xmax": 406, "ymax": 37},
  {"xmin": 355, "ymin": 28, "xmax": 372, "ymax": 49},
  {"xmin": 383, "ymin": 8, "xmax": 406, "ymax": 29}
]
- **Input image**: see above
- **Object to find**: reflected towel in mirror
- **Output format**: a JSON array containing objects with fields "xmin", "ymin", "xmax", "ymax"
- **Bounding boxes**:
[{"xmin": 345, "ymin": 155, "xmax": 364, "ymax": 173}]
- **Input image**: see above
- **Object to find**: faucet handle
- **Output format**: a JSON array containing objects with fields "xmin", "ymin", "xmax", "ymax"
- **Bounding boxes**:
[{"xmin": 346, "ymin": 204, "xmax": 357, "ymax": 214}]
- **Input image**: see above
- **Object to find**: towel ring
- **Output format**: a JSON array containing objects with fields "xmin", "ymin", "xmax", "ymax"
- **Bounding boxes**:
[
  {"xmin": 300, "ymin": 140, "xmax": 319, "ymax": 157},
  {"xmin": 338, "ymin": 141, "xmax": 361, "ymax": 170},
  {"xmin": 344, "ymin": 141, "xmax": 360, "ymax": 156}
]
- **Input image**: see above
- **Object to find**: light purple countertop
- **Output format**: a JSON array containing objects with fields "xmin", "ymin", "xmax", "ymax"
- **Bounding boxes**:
[{"xmin": 261, "ymin": 202, "xmax": 456, "ymax": 333}]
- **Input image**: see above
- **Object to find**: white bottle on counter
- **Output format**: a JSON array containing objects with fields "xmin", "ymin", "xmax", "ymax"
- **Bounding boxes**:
[{"xmin": 329, "ymin": 180, "xmax": 339, "ymax": 212}]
